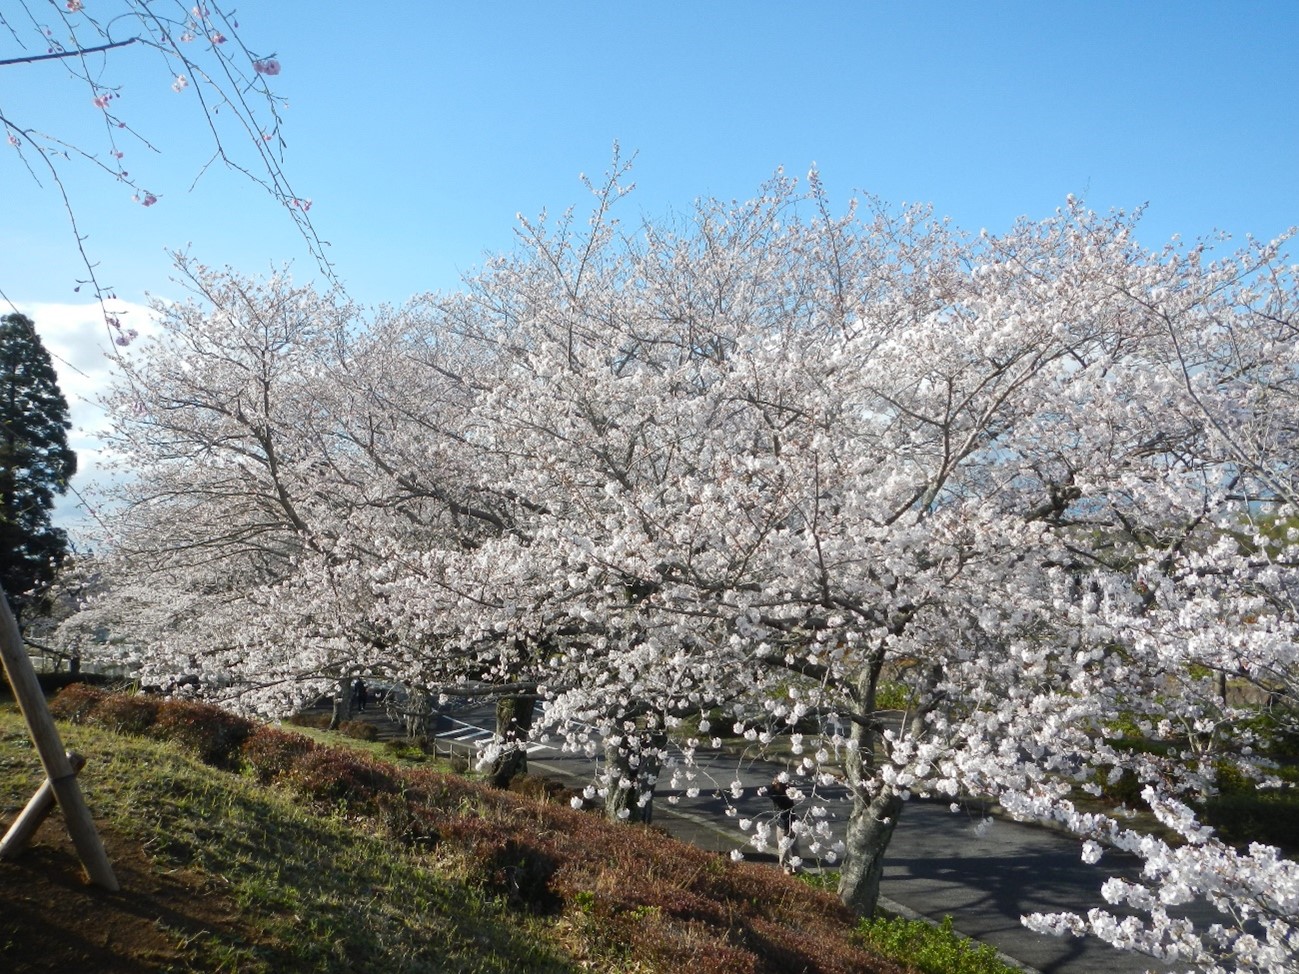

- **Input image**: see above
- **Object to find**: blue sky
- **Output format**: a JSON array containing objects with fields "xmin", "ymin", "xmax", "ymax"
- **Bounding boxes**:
[{"xmin": 3, "ymin": 0, "xmax": 1298, "ymax": 532}]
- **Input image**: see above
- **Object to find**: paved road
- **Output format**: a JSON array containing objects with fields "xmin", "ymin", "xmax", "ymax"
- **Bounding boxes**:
[{"xmin": 367, "ymin": 702, "xmax": 1212, "ymax": 974}]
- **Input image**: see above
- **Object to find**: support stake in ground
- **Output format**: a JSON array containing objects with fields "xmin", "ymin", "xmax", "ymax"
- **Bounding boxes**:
[{"xmin": 0, "ymin": 589, "xmax": 118, "ymax": 891}]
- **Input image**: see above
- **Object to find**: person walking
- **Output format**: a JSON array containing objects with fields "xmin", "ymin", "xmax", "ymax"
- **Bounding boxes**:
[{"xmin": 769, "ymin": 776, "xmax": 798, "ymax": 873}]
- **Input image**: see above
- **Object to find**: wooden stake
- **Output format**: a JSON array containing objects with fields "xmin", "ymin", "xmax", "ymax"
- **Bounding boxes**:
[
  {"xmin": 0, "ymin": 590, "xmax": 118, "ymax": 891},
  {"xmin": 0, "ymin": 751, "xmax": 87, "ymax": 858}
]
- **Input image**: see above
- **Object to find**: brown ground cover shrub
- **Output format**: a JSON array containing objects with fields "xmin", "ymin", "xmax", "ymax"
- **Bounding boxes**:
[
  {"xmin": 508, "ymin": 771, "xmax": 579, "ymax": 803},
  {"xmin": 240, "ymin": 724, "xmax": 316, "ymax": 784},
  {"xmin": 40, "ymin": 687, "xmax": 905, "ymax": 974},
  {"xmin": 286, "ymin": 746, "xmax": 400, "ymax": 808},
  {"xmin": 466, "ymin": 828, "xmax": 563, "ymax": 913},
  {"xmin": 401, "ymin": 780, "xmax": 882, "ymax": 974},
  {"xmin": 47, "ymin": 682, "xmax": 107, "ymax": 723},
  {"xmin": 151, "ymin": 699, "xmax": 254, "ymax": 770},
  {"xmin": 92, "ymin": 692, "xmax": 161, "ymax": 734},
  {"xmin": 50, "ymin": 686, "xmax": 253, "ymax": 771},
  {"xmin": 338, "ymin": 718, "xmax": 379, "ymax": 741},
  {"xmin": 284, "ymin": 711, "xmax": 331, "ymax": 730}
]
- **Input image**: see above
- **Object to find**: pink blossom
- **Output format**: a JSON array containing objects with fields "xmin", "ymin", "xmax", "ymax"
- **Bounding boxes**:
[
  {"xmin": 66, "ymin": 0, "xmax": 83, "ymax": 11},
  {"xmin": 92, "ymin": 93, "xmax": 112, "ymax": 109},
  {"xmin": 171, "ymin": 75, "xmax": 189, "ymax": 93},
  {"xmin": 253, "ymin": 58, "xmax": 281, "ymax": 76},
  {"xmin": 133, "ymin": 192, "xmax": 158, "ymax": 207},
  {"xmin": 210, "ymin": 31, "xmax": 226, "ymax": 45},
  {"xmin": 6, "ymin": 134, "xmax": 19, "ymax": 148}
]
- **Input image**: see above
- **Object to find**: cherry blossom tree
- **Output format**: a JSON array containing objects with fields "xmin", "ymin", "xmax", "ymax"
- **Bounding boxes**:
[
  {"xmin": 414, "ymin": 165, "xmax": 1298, "ymax": 967},
  {"xmin": 57, "ymin": 257, "xmax": 367, "ymax": 716},
  {"xmin": 315, "ymin": 304, "xmax": 564, "ymax": 778},
  {"xmin": 1012, "ymin": 233, "xmax": 1299, "ymax": 974},
  {"xmin": 63, "ymin": 160, "xmax": 1298, "ymax": 971},
  {"xmin": 65, "ymin": 255, "xmax": 567, "ymax": 761}
]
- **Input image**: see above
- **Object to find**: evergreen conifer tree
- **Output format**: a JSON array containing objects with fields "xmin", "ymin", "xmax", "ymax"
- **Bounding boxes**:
[{"xmin": 0, "ymin": 313, "xmax": 77, "ymax": 623}]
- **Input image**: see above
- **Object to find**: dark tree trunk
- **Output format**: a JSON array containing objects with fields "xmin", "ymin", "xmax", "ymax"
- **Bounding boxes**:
[
  {"xmin": 488, "ymin": 694, "xmax": 535, "ymax": 789},
  {"xmin": 836, "ymin": 656, "xmax": 907, "ymax": 915},
  {"xmin": 328, "ymin": 675, "xmax": 353, "ymax": 730},
  {"xmin": 404, "ymin": 689, "xmax": 438, "ymax": 739},
  {"xmin": 602, "ymin": 730, "xmax": 666, "ymax": 824},
  {"xmin": 837, "ymin": 790, "xmax": 904, "ymax": 916}
]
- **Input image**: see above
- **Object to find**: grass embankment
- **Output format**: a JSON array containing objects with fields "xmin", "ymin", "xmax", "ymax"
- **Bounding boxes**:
[{"xmin": 1, "ymin": 684, "xmax": 927, "ymax": 974}]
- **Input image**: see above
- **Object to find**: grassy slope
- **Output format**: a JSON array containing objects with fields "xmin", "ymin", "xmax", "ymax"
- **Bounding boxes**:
[
  {"xmin": 0, "ymin": 692, "xmax": 914, "ymax": 974},
  {"xmin": 0, "ymin": 706, "xmax": 569, "ymax": 974}
]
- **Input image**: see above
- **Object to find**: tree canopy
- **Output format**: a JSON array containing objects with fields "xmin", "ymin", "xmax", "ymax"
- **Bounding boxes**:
[{"xmin": 59, "ymin": 167, "xmax": 1299, "ymax": 974}]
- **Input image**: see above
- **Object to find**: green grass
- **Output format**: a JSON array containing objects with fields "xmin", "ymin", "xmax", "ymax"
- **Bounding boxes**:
[
  {"xmin": 0, "ymin": 709, "xmax": 568, "ymax": 974},
  {"xmin": 284, "ymin": 720, "xmax": 465, "ymax": 772}
]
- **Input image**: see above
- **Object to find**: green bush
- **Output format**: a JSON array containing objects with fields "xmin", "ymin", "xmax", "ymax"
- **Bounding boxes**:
[
  {"xmin": 872, "ymin": 680, "xmax": 917, "ymax": 711},
  {"xmin": 1087, "ymin": 764, "xmax": 1147, "ymax": 808},
  {"xmin": 858, "ymin": 914, "xmax": 1022, "ymax": 974},
  {"xmin": 1200, "ymin": 790, "xmax": 1299, "ymax": 856}
]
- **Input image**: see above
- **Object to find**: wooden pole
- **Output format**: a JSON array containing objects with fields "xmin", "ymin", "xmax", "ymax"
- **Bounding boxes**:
[
  {"xmin": 0, "ymin": 751, "xmax": 86, "ymax": 858},
  {"xmin": 0, "ymin": 590, "xmax": 118, "ymax": 890}
]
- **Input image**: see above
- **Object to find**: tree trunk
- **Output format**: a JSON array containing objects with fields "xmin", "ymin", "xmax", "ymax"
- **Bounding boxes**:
[
  {"xmin": 488, "ymin": 694, "xmax": 535, "ymax": 789},
  {"xmin": 837, "ymin": 789, "xmax": 903, "ymax": 915},
  {"xmin": 328, "ymin": 675, "xmax": 353, "ymax": 730},
  {"xmin": 404, "ymin": 689, "xmax": 437, "ymax": 739},
  {"xmin": 836, "ymin": 655, "xmax": 905, "ymax": 915},
  {"xmin": 602, "ymin": 730, "xmax": 665, "ymax": 824}
]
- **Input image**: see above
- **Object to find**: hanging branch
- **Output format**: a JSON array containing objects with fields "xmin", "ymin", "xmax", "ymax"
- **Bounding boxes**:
[{"xmin": 0, "ymin": 1, "xmax": 336, "ymax": 343}]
